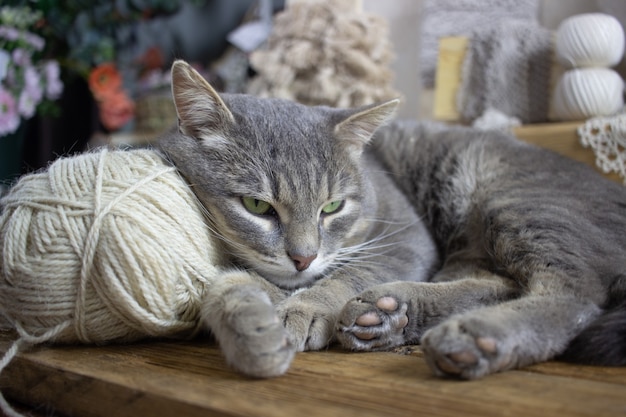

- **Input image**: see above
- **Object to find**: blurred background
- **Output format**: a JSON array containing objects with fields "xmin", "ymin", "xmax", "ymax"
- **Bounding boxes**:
[{"xmin": 1, "ymin": 0, "xmax": 624, "ymax": 189}]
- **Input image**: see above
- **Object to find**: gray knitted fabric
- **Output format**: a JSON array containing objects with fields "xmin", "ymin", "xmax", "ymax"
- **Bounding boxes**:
[
  {"xmin": 457, "ymin": 20, "xmax": 553, "ymax": 124},
  {"xmin": 420, "ymin": 0, "xmax": 540, "ymax": 88}
]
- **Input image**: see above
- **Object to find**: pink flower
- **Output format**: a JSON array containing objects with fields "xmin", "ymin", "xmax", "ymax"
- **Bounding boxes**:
[
  {"xmin": 0, "ymin": 13, "xmax": 64, "ymax": 134},
  {"xmin": 23, "ymin": 66, "xmax": 40, "ymax": 90},
  {"xmin": 15, "ymin": 66, "xmax": 43, "ymax": 118},
  {"xmin": 0, "ymin": 87, "xmax": 20, "ymax": 136},
  {"xmin": 24, "ymin": 32, "xmax": 44, "ymax": 51},
  {"xmin": 11, "ymin": 48, "xmax": 30, "ymax": 67},
  {"xmin": 0, "ymin": 26, "xmax": 19, "ymax": 42},
  {"xmin": 44, "ymin": 61, "xmax": 63, "ymax": 99},
  {"xmin": 0, "ymin": 26, "xmax": 43, "ymax": 51},
  {"xmin": 17, "ymin": 89, "xmax": 36, "ymax": 118}
]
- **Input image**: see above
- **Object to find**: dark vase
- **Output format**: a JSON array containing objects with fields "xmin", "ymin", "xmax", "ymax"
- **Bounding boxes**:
[
  {"xmin": 0, "ymin": 124, "xmax": 26, "ymax": 191},
  {"xmin": 22, "ymin": 75, "xmax": 99, "ymax": 175}
]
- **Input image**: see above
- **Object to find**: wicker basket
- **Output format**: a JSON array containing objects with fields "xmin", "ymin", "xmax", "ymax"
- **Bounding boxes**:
[{"xmin": 135, "ymin": 91, "xmax": 177, "ymax": 133}]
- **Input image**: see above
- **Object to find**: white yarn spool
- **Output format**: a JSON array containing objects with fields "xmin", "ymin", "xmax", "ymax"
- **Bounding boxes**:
[
  {"xmin": 555, "ymin": 13, "xmax": 625, "ymax": 68},
  {"xmin": 0, "ymin": 148, "xmax": 220, "ymax": 344},
  {"xmin": 0, "ymin": 148, "xmax": 222, "ymax": 417},
  {"xmin": 552, "ymin": 68, "xmax": 624, "ymax": 120}
]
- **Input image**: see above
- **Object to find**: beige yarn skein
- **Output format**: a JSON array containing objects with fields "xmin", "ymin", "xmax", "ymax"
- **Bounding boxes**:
[{"xmin": 0, "ymin": 148, "xmax": 221, "ymax": 345}]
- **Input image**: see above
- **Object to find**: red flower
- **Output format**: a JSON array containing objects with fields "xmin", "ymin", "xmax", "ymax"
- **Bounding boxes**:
[
  {"xmin": 137, "ymin": 46, "xmax": 164, "ymax": 72},
  {"xmin": 89, "ymin": 63, "xmax": 123, "ymax": 101},
  {"xmin": 88, "ymin": 63, "xmax": 135, "ymax": 131},
  {"xmin": 99, "ymin": 90, "xmax": 135, "ymax": 131}
]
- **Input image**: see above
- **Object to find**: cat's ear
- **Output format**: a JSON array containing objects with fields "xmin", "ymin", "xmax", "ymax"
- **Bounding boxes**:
[
  {"xmin": 170, "ymin": 60, "xmax": 235, "ymax": 138},
  {"xmin": 334, "ymin": 99, "xmax": 400, "ymax": 154}
]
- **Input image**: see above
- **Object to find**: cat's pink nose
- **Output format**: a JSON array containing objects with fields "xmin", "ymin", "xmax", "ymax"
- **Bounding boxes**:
[{"xmin": 289, "ymin": 253, "xmax": 317, "ymax": 271}]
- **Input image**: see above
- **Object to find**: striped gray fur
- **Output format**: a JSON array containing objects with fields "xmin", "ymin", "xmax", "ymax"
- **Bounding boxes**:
[
  {"xmin": 158, "ymin": 60, "xmax": 625, "ymax": 380},
  {"xmin": 338, "ymin": 121, "xmax": 626, "ymax": 378},
  {"xmin": 156, "ymin": 61, "xmax": 438, "ymax": 378}
]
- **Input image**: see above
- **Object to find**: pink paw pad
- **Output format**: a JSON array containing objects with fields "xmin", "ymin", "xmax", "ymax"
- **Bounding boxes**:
[{"xmin": 376, "ymin": 296, "xmax": 398, "ymax": 311}]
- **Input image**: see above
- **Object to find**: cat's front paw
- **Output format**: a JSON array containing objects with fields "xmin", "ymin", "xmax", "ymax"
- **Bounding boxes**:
[
  {"xmin": 276, "ymin": 295, "xmax": 338, "ymax": 351},
  {"xmin": 336, "ymin": 285, "xmax": 412, "ymax": 351},
  {"xmin": 203, "ymin": 284, "xmax": 295, "ymax": 378},
  {"xmin": 421, "ymin": 316, "xmax": 509, "ymax": 380}
]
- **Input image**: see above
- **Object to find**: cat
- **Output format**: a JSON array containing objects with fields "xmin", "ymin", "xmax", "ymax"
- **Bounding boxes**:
[
  {"xmin": 155, "ymin": 60, "xmax": 439, "ymax": 377},
  {"xmin": 337, "ymin": 120, "xmax": 626, "ymax": 379},
  {"xmin": 159, "ymin": 61, "xmax": 626, "ymax": 380}
]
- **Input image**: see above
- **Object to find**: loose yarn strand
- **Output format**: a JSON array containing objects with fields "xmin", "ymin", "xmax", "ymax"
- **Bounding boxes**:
[
  {"xmin": 0, "ymin": 339, "xmax": 24, "ymax": 417},
  {"xmin": 0, "ymin": 321, "xmax": 71, "ymax": 417}
]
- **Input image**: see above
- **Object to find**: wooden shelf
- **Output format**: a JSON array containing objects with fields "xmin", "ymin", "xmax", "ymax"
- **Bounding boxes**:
[
  {"xmin": 2, "ymin": 331, "xmax": 626, "ymax": 417},
  {"xmin": 513, "ymin": 122, "xmax": 622, "ymax": 183}
]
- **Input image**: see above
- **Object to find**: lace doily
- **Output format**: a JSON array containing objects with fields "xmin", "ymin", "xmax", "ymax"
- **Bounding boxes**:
[{"xmin": 578, "ymin": 113, "xmax": 626, "ymax": 184}]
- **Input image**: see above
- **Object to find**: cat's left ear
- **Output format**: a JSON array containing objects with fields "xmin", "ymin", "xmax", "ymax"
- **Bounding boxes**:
[
  {"xmin": 334, "ymin": 99, "xmax": 400, "ymax": 154},
  {"xmin": 170, "ymin": 59, "xmax": 235, "ymax": 138}
]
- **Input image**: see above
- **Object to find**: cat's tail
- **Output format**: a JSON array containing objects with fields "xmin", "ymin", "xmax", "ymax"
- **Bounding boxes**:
[{"xmin": 558, "ymin": 299, "xmax": 626, "ymax": 366}]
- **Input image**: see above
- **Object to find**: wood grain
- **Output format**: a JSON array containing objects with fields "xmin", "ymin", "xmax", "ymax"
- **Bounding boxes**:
[
  {"xmin": 2, "ymin": 331, "xmax": 625, "ymax": 417},
  {"xmin": 513, "ymin": 122, "xmax": 623, "ymax": 183}
]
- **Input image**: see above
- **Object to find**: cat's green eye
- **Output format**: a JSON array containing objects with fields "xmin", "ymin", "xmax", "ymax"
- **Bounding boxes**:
[
  {"xmin": 322, "ymin": 200, "xmax": 343, "ymax": 215},
  {"xmin": 242, "ymin": 197, "xmax": 274, "ymax": 215}
]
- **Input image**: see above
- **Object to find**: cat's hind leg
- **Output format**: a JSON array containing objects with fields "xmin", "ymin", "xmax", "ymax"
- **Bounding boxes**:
[
  {"xmin": 421, "ymin": 295, "xmax": 601, "ymax": 379},
  {"xmin": 202, "ymin": 270, "xmax": 295, "ymax": 378}
]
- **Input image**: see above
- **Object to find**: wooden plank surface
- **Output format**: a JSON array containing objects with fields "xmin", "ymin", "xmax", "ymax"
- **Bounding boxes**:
[
  {"xmin": 513, "ymin": 122, "xmax": 623, "ymax": 183},
  {"xmin": 1, "ymin": 331, "xmax": 625, "ymax": 417}
]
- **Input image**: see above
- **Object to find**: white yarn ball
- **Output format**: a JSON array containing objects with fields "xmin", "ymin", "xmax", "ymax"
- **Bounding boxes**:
[
  {"xmin": 552, "ymin": 68, "xmax": 624, "ymax": 120},
  {"xmin": 0, "ymin": 148, "xmax": 221, "ymax": 345},
  {"xmin": 556, "ymin": 13, "xmax": 625, "ymax": 68}
]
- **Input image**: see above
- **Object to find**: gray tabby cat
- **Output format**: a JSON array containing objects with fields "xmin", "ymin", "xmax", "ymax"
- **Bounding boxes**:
[
  {"xmin": 337, "ymin": 121, "xmax": 626, "ymax": 378},
  {"xmin": 156, "ymin": 61, "xmax": 439, "ymax": 377},
  {"xmin": 159, "ymin": 61, "xmax": 626, "ymax": 380}
]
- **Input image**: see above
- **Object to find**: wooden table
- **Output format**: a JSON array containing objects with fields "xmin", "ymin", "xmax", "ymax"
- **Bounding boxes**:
[{"xmin": 1, "ymin": 330, "xmax": 625, "ymax": 417}]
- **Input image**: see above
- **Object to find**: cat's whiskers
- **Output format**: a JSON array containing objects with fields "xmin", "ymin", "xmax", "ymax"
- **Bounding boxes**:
[
  {"xmin": 328, "ymin": 219, "xmax": 420, "ymax": 276},
  {"xmin": 338, "ymin": 219, "xmax": 418, "ymax": 254},
  {"xmin": 185, "ymin": 186, "xmax": 256, "ymax": 258},
  {"xmin": 157, "ymin": 162, "xmax": 251, "ymax": 258}
]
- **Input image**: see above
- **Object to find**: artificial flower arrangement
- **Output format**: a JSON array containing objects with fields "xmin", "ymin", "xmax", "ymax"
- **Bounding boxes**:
[
  {"xmin": 88, "ymin": 62, "xmax": 135, "ymax": 132},
  {"xmin": 0, "ymin": 6, "xmax": 63, "ymax": 137},
  {"xmin": 10, "ymin": 0, "xmax": 193, "ymax": 133},
  {"xmin": 57, "ymin": 1, "xmax": 194, "ymax": 132},
  {"xmin": 87, "ymin": 54, "xmax": 172, "ymax": 132},
  {"xmin": 1, "ymin": 1, "xmax": 207, "ymax": 135}
]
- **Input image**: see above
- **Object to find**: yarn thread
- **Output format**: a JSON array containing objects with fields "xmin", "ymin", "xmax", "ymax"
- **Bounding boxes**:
[
  {"xmin": 552, "ymin": 68, "xmax": 624, "ymax": 121},
  {"xmin": 0, "ymin": 148, "xmax": 221, "ymax": 416},
  {"xmin": 555, "ymin": 13, "xmax": 625, "ymax": 68},
  {"xmin": 551, "ymin": 13, "xmax": 626, "ymax": 121}
]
